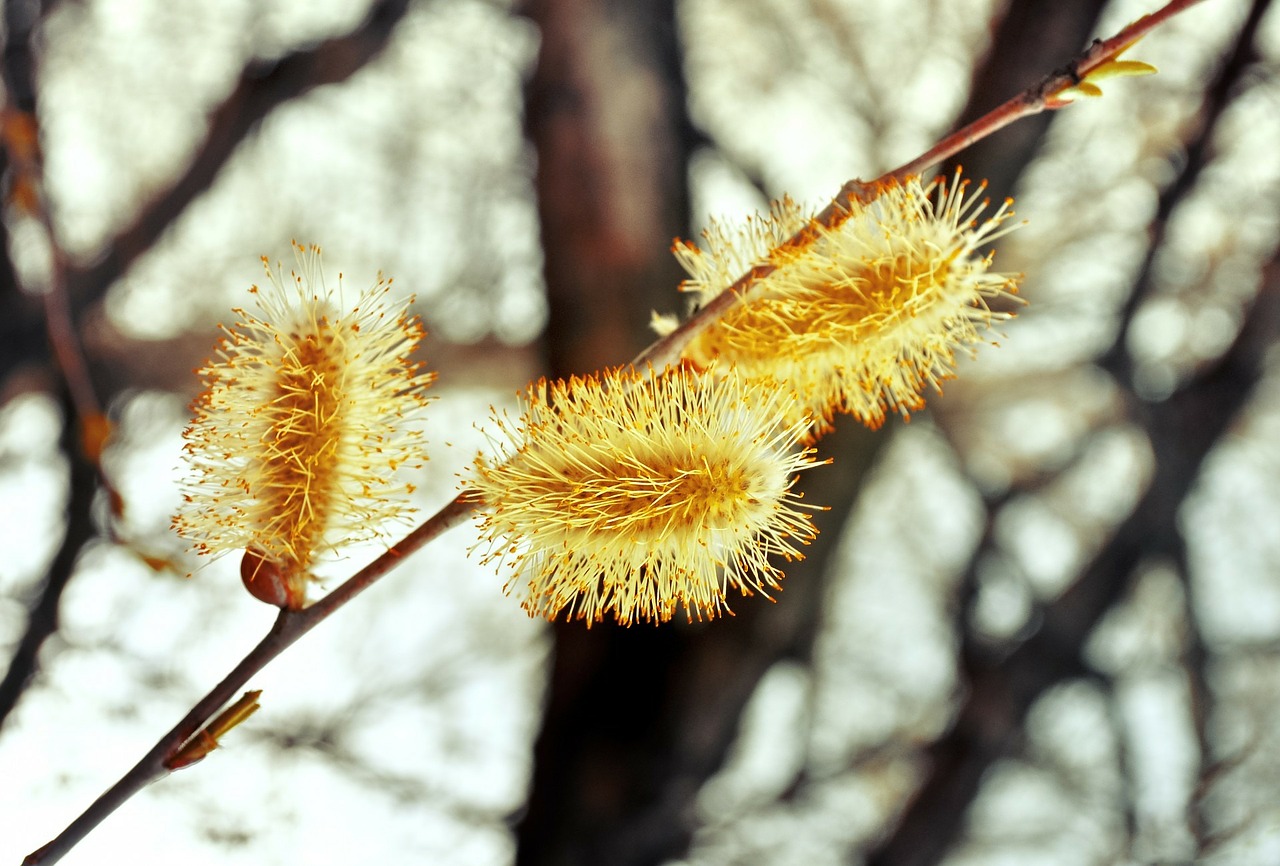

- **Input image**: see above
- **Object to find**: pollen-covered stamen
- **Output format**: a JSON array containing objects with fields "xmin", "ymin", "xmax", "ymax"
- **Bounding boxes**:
[
  {"xmin": 558, "ymin": 452, "xmax": 774, "ymax": 545},
  {"xmin": 254, "ymin": 315, "xmax": 348, "ymax": 575}
]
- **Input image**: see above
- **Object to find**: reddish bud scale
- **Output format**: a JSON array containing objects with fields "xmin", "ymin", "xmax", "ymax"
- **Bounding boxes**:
[{"xmin": 240, "ymin": 549, "xmax": 301, "ymax": 609}]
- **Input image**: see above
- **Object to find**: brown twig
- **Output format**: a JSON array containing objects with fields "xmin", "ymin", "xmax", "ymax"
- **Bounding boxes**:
[
  {"xmin": 21, "ymin": 0, "xmax": 1213, "ymax": 862},
  {"xmin": 0, "ymin": 390, "xmax": 98, "ymax": 729},
  {"xmin": 882, "ymin": 0, "xmax": 1208, "ymax": 183}
]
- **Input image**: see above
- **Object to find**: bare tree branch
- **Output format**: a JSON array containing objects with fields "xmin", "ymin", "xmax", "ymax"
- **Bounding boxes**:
[
  {"xmin": 867, "ymin": 263, "xmax": 1278, "ymax": 866},
  {"xmin": 62, "ymin": 0, "xmax": 413, "ymax": 312},
  {"xmin": 866, "ymin": 3, "xmax": 1275, "ymax": 862},
  {"xmin": 0, "ymin": 0, "xmax": 103, "ymax": 734},
  {"xmin": 0, "ymin": 391, "xmax": 97, "ymax": 729}
]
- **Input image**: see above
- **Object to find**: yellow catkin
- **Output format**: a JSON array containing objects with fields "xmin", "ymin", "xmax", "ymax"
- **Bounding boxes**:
[
  {"xmin": 173, "ymin": 244, "xmax": 434, "ymax": 606},
  {"xmin": 673, "ymin": 171, "xmax": 1022, "ymax": 439},
  {"xmin": 470, "ymin": 365, "xmax": 825, "ymax": 625}
]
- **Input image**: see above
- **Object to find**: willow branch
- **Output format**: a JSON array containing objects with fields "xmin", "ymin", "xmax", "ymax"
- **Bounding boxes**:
[
  {"xmin": 21, "ymin": 1, "xmax": 1212, "ymax": 862},
  {"xmin": 884, "ymin": 0, "xmax": 1207, "ymax": 182}
]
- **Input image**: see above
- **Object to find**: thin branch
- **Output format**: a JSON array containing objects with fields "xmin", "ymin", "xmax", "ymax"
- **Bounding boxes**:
[
  {"xmin": 862, "ymin": 0, "xmax": 1271, "ymax": 856},
  {"xmin": 22, "ymin": 494, "xmax": 473, "ymax": 866},
  {"xmin": 865, "ymin": 271, "xmax": 1278, "ymax": 866},
  {"xmin": 883, "ymin": 0, "xmax": 1208, "ymax": 183},
  {"xmin": 1174, "ymin": 546, "xmax": 1215, "ymax": 850},
  {"xmin": 1, "ymin": 0, "xmax": 106, "ymax": 454},
  {"xmin": 1100, "ymin": 673, "xmax": 1141, "ymax": 855},
  {"xmin": 0, "ymin": 0, "xmax": 110, "ymax": 733},
  {"xmin": 1099, "ymin": 0, "xmax": 1271, "ymax": 380},
  {"xmin": 0, "ymin": 391, "xmax": 97, "ymax": 730}
]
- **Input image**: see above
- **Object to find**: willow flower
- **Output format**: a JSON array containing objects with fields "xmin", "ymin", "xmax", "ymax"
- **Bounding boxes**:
[
  {"xmin": 470, "ymin": 366, "xmax": 824, "ymax": 625},
  {"xmin": 173, "ymin": 244, "xmax": 434, "ymax": 608},
  {"xmin": 670, "ymin": 171, "xmax": 1022, "ymax": 439}
]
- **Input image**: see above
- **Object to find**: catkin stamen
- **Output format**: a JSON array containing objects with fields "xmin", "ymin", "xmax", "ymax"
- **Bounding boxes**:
[
  {"xmin": 671, "ymin": 171, "xmax": 1022, "ymax": 438},
  {"xmin": 257, "ymin": 320, "xmax": 347, "ymax": 574}
]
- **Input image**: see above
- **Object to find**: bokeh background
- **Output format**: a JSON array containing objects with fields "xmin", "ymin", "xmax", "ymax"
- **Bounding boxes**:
[{"xmin": 3, "ymin": 0, "xmax": 1280, "ymax": 863}]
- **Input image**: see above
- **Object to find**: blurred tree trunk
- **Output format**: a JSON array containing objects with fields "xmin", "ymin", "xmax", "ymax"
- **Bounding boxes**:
[
  {"xmin": 515, "ymin": 1, "xmax": 698, "ymax": 862},
  {"xmin": 516, "ymin": 2, "xmax": 884, "ymax": 864},
  {"xmin": 522, "ymin": 0, "xmax": 690, "ymax": 377}
]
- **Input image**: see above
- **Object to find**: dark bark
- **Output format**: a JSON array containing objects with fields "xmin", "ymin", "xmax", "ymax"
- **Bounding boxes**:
[
  {"xmin": 0, "ymin": 391, "xmax": 98, "ymax": 728},
  {"xmin": 867, "ymin": 257, "xmax": 1277, "ymax": 866},
  {"xmin": 521, "ymin": 0, "xmax": 690, "ymax": 376},
  {"xmin": 0, "ymin": 0, "xmax": 49, "ymax": 382},
  {"xmin": 0, "ymin": 0, "xmax": 92, "ymax": 733}
]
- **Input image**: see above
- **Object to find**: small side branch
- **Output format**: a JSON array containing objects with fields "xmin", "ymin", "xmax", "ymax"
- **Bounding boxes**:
[{"xmin": 21, "ymin": 493, "xmax": 475, "ymax": 866}]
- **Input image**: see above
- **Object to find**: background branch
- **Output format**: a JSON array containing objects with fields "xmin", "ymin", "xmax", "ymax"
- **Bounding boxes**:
[
  {"xmin": 10, "ymin": 1, "xmax": 1246, "ymax": 863},
  {"xmin": 866, "ymin": 3, "xmax": 1274, "ymax": 860},
  {"xmin": 60, "ymin": 0, "xmax": 413, "ymax": 314}
]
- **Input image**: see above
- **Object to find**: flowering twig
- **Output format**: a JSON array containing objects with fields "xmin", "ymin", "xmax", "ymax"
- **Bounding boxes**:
[
  {"xmin": 21, "ymin": 0, "xmax": 1209, "ymax": 862},
  {"xmin": 881, "ymin": 0, "xmax": 1199, "ymax": 182},
  {"xmin": 635, "ymin": 0, "xmax": 1203, "ymax": 371}
]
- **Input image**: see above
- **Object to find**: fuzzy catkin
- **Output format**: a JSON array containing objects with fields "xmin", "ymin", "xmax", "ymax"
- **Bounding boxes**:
[
  {"xmin": 173, "ymin": 245, "xmax": 434, "ymax": 606},
  {"xmin": 673, "ymin": 171, "xmax": 1022, "ymax": 439},
  {"xmin": 471, "ymin": 365, "xmax": 824, "ymax": 625}
]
